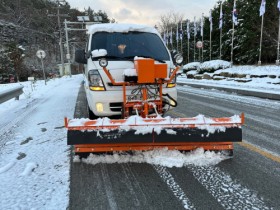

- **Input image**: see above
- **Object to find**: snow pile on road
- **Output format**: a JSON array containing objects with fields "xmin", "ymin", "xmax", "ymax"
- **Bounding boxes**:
[
  {"xmin": 74, "ymin": 148, "xmax": 229, "ymax": 167},
  {"xmin": 0, "ymin": 75, "xmax": 83, "ymax": 209}
]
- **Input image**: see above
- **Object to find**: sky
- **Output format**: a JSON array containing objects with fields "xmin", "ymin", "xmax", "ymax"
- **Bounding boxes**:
[{"xmin": 66, "ymin": 0, "xmax": 219, "ymax": 27}]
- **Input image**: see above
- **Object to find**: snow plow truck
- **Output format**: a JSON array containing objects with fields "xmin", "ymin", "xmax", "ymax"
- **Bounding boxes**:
[{"xmin": 65, "ymin": 23, "xmax": 244, "ymax": 155}]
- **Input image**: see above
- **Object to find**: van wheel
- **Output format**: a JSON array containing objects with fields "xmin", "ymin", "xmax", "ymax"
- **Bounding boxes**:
[{"xmin": 88, "ymin": 106, "xmax": 97, "ymax": 120}]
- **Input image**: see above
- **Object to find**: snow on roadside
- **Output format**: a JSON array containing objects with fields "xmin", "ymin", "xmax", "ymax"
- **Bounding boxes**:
[
  {"xmin": 178, "ymin": 64, "xmax": 280, "ymax": 94},
  {"xmin": 178, "ymin": 76, "xmax": 280, "ymax": 94},
  {"xmin": 0, "ymin": 78, "xmax": 69, "ymax": 115},
  {"xmin": 215, "ymin": 65, "xmax": 280, "ymax": 76},
  {"xmin": 200, "ymin": 60, "xmax": 231, "ymax": 71},
  {"xmin": 183, "ymin": 62, "xmax": 200, "ymax": 71},
  {"xmin": 0, "ymin": 82, "xmax": 23, "ymax": 92},
  {"xmin": 0, "ymin": 75, "xmax": 82, "ymax": 209},
  {"xmin": 183, "ymin": 60, "xmax": 279, "ymax": 74}
]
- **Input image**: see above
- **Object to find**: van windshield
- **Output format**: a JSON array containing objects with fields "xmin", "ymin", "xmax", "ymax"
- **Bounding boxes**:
[{"xmin": 91, "ymin": 32, "xmax": 169, "ymax": 61}]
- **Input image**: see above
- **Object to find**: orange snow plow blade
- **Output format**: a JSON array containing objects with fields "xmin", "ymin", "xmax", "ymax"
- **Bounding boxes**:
[{"xmin": 65, "ymin": 113, "xmax": 244, "ymax": 153}]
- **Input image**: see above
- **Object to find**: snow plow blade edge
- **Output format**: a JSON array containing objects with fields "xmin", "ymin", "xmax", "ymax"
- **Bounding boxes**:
[
  {"xmin": 65, "ymin": 114, "xmax": 244, "ymax": 152},
  {"xmin": 67, "ymin": 127, "xmax": 242, "ymax": 145}
]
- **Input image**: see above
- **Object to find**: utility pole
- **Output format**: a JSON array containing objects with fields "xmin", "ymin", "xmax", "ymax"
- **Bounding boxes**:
[
  {"xmin": 194, "ymin": 17, "xmax": 196, "ymax": 62},
  {"xmin": 219, "ymin": 1, "xmax": 223, "ymax": 60},
  {"xmin": 277, "ymin": 11, "xmax": 280, "ymax": 66},
  {"xmin": 64, "ymin": 16, "xmax": 98, "ymax": 75},
  {"xmin": 48, "ymin": 0, "xmax": 68, "ymax": 75},
  {"xmin": 201, "ymin": 13, "xmax": 204, "ymax": 62}
]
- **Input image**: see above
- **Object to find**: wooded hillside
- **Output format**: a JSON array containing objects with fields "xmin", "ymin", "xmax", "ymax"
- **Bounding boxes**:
[{"xmin": 0, "ymin": 0, "xmax": 110, "ymax": 81}]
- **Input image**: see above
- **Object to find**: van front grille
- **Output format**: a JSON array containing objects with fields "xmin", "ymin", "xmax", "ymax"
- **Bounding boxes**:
[{"xmin": 110, "ymin": 102, "xmax": 122, "ymax": 112}]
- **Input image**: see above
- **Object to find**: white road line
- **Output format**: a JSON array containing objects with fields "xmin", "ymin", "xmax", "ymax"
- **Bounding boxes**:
[
  {"xmin": 153, "ymin": 165, "xmax": 196, "ymax": 210},
  {"xmin": 188, "ymin": 165, "xmax": 272, "ymax": 210},
  {"xmin": 100, "ymin": 164, "xmax": 119, "ymax": 210},
  {"xmin": 120, "ymin": 164, "xmax": 142, "ymax": 207}
]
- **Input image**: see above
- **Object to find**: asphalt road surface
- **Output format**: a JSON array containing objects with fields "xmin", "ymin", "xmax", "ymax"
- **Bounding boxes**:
[{"xmin": 69, "ymin": 84, "xmax": 280, "ymax": 210}]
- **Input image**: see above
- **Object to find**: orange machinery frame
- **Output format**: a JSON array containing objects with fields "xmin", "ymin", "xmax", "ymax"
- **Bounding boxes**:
[
  {"xmin": 101, "ymin": 59, "xmax": 179, "ymax": 118},
  {"xmin": 66, "ymin": 59, "xmax": 244, "ymax": 153}
]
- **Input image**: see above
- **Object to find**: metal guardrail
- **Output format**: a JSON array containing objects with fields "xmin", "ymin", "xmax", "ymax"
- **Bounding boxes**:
[{"xmin": 0, "ymin": 85, "xmax": 24, "ymax": 104}]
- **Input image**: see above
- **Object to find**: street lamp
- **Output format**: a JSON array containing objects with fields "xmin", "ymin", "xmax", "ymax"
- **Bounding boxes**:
[
  {"xmin": 77, "ymin": 16, "xmax": 90, "ymax": 22},
  {"xmin": 93, "ymin": 16, "xmax": 102, "ymax": 22}
]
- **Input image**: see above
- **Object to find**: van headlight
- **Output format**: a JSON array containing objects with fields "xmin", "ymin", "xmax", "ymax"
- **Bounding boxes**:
[
  {"xmin": 167, "ymin": 69, "xmax": 176, "ymax": 88},
  {"xmin": 88, "ymin": 70, "xmax": 105, "ymax": 91},
  {"xmin": 96, "ymin": 103, "xmax": 104, "ymax": 112}
]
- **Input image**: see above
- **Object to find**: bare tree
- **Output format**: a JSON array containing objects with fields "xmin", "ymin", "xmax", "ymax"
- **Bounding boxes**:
[
  {"xmin": 157, "ymin": 10, "xmax": 184, "ymax": 34},
  {"xmin": 0, "ymin": 0, "xmax": 31, "ymax": 26}
]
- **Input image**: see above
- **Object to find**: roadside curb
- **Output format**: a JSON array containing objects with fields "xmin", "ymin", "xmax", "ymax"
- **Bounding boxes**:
[{"xmin": 177, "ymin": 82, "xmax": 280, "ymax": 100}]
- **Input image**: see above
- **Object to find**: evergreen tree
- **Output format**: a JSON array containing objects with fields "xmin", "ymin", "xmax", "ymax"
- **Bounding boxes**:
[
  {"xmin": 159, "ymin": 0, "xmax": 280, "ymax": 65},
  {"xmin": 0, "ymin": 0, "xmax": 112, "ymax": 80},
  {"xmin": 204, "ymin": 0, "xmax": 279, "ymax": 64}
]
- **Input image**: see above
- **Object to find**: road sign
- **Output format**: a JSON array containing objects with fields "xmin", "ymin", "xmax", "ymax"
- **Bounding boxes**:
[
  {"xmin": 36, "ymin": 50, "xmax": 47, "ymax": 85},
  {"xmin": 36, "ymin": 50, "xmax": 46, "ymax": 59},
  {"xmin": 196, "ymin": 41, "xmax": 203, "ymax": 49},
  {"xmin": 28, "ymin": 77, "xmax": 35, "ymax": 81}
]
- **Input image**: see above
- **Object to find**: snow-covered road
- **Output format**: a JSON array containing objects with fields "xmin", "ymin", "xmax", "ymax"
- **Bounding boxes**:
[
  {"xmin": 0, "ymin": 76, "xmax": 82, "ymax": 209},
  {"xmin": 0, "ymin": 75, "xmax": 279, "ymax": 209},
  {"xmin": 176, "ymin": 85, "xmax": 280, "ymax": 156},
  {"xmin": 69, "ymin": 81, "xmax": 278, "ymax": 210}
]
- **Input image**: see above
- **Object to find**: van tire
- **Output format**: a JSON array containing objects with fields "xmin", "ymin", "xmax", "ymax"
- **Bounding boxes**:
[{"xmin": 88, "ymin": 106, "xmax": 97, "ymax": 119}]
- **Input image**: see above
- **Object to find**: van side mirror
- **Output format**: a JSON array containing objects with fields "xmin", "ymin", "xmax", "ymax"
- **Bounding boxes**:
[
  {"xmin": 75, "ymin": 49, "xmax": 87, "ymax": 64},
  {"xmin": 170, "ymin": 50, "xmax": 183, "ymax": 66}
]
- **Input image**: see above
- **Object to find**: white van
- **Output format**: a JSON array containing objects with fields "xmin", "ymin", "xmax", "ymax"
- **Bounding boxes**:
[{"xmin": 75, "ymin": 23, "xmax": 182, "ymax": 119}]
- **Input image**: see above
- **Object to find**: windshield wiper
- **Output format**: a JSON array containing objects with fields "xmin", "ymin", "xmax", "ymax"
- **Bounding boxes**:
[
  {"xmin": 93, "ymin": 55, "xmax": 123, "ymax": 60},
  {"xmin": 92, "ymin": 55, "xmax": 165, "ymax": 63},
  {"xmin": 92, "ymin": 55, "xmax": 134, "ymax": 62}
]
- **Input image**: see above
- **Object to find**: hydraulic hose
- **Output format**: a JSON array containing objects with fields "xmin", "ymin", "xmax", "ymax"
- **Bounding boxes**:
[{"xmin": 162, "ymin": 93, "xmax": 178, "ymax": 107}]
